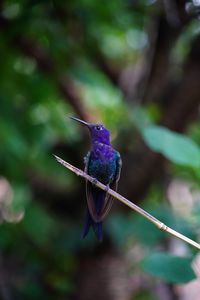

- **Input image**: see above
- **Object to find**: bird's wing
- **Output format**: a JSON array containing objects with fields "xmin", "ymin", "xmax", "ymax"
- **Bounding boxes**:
[
  {"xmin": 85, "ymin": 151, "xmax": 122, "ymax": 222},
  {"xmin": 85, "ymin": 152, "xmax": 104, "ymax": 222},
  {"xmin": 84, "ymin": 151, "xmax": 91, "ymax": 172},
  {"xmin": 100, "ymin": 151, "xmax": 122, "ymax": 220},
  {"xmin": 86, "ymin": 183, "xmax": 107, "ymax": 222}
]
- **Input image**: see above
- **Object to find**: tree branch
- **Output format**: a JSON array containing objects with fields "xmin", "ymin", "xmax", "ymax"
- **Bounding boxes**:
[{"xmin": 54, "ymin": 155, "xmax": 200, "ymax": 251}]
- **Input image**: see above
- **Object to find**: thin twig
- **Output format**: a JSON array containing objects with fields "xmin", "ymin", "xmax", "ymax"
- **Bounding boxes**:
[{"xmin": 54, "ymin": 155, "xmax": 200, "ymax": 250}]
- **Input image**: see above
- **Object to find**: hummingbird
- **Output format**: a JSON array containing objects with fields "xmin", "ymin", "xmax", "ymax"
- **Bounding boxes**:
[{"xmin": 70, "ymin": 117, "xmax": 122, "ymax": 241}]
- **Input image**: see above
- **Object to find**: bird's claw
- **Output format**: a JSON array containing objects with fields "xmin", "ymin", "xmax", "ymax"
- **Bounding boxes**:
[
  {"xmin": 105, "ymin": 184, "xmax": 110, "ymax": 192},
  {"xmin": 91, "ymin": 178, "xmax": 98, "ymax": 186},
  {"xmin": 91, "ymin": 178, "xmax": 109, "ymax": 192}
]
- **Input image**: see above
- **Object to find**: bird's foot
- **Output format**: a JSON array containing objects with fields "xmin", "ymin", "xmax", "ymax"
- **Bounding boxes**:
[
  {"xmin": 91, "ymin": 178, "xmax": 98, "ymax": 186},
  {"xmin": 105, "ymin": 184, "xmax": 110, "ymax": 192}
]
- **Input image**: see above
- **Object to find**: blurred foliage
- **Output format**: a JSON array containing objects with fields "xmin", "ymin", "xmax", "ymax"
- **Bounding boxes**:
[
  {"xmin": 140, "ymin": 252, "xmax": 196, "ymax": 283},
  {"xmin": 142, "ymin": 125, "xmax": 200, "ymax": 168},
  {"xmin": 1, "ymin": 0, "xmax": 200, "ymax": 299}
]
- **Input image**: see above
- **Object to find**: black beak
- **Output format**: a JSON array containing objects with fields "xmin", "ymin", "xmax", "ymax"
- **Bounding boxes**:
[{"xmin": 69, "ymin": 116, "xmax": 91, "ymax": 127}]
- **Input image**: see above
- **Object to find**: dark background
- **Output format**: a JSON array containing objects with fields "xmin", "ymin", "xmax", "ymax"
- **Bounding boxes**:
[{"xmin": 0, "ymin": 0, "xmax": 200, "ymax": 299}]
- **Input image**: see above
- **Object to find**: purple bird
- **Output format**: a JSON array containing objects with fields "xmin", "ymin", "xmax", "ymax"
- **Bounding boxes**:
[{"xmin": 70, "ymin": 117, "xmax": 122, "ymax": 241}]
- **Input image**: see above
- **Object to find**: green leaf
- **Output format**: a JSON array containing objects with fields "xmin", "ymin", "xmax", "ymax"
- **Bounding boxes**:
[
  {"xmin": 142, "ymin": 125, "xmax": 200, "ymax": 167},
  {"xmin": 140, "ymin": 252, "xmax": 196, "ymax": 283}
]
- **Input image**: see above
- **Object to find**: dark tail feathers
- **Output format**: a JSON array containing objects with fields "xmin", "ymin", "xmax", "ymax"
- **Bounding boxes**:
[{"xmin": 81, "ymin": 210, "xmax": 103, "ymax": 241}]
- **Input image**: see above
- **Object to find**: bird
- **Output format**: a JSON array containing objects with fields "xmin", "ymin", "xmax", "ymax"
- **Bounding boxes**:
[{"xmin": 70, "ymin": 116, "xmax": 122, "ymax": 241}]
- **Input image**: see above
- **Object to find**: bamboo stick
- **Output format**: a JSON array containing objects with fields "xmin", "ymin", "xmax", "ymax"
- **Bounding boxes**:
[{"xmin": 54, "ymin": 155, "xmax": 200, "ymax": 250}]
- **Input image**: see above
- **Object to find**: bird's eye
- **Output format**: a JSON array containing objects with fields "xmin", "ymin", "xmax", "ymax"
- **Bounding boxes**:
[{"xmin": 96, "ymin": 125, "xmax": 101, "ymax": 131}]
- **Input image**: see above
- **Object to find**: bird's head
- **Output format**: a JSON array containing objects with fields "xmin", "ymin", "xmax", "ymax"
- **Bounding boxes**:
[{"xmin": 70, "ymin": 117, "xmax": 110, "ymax": 145}]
